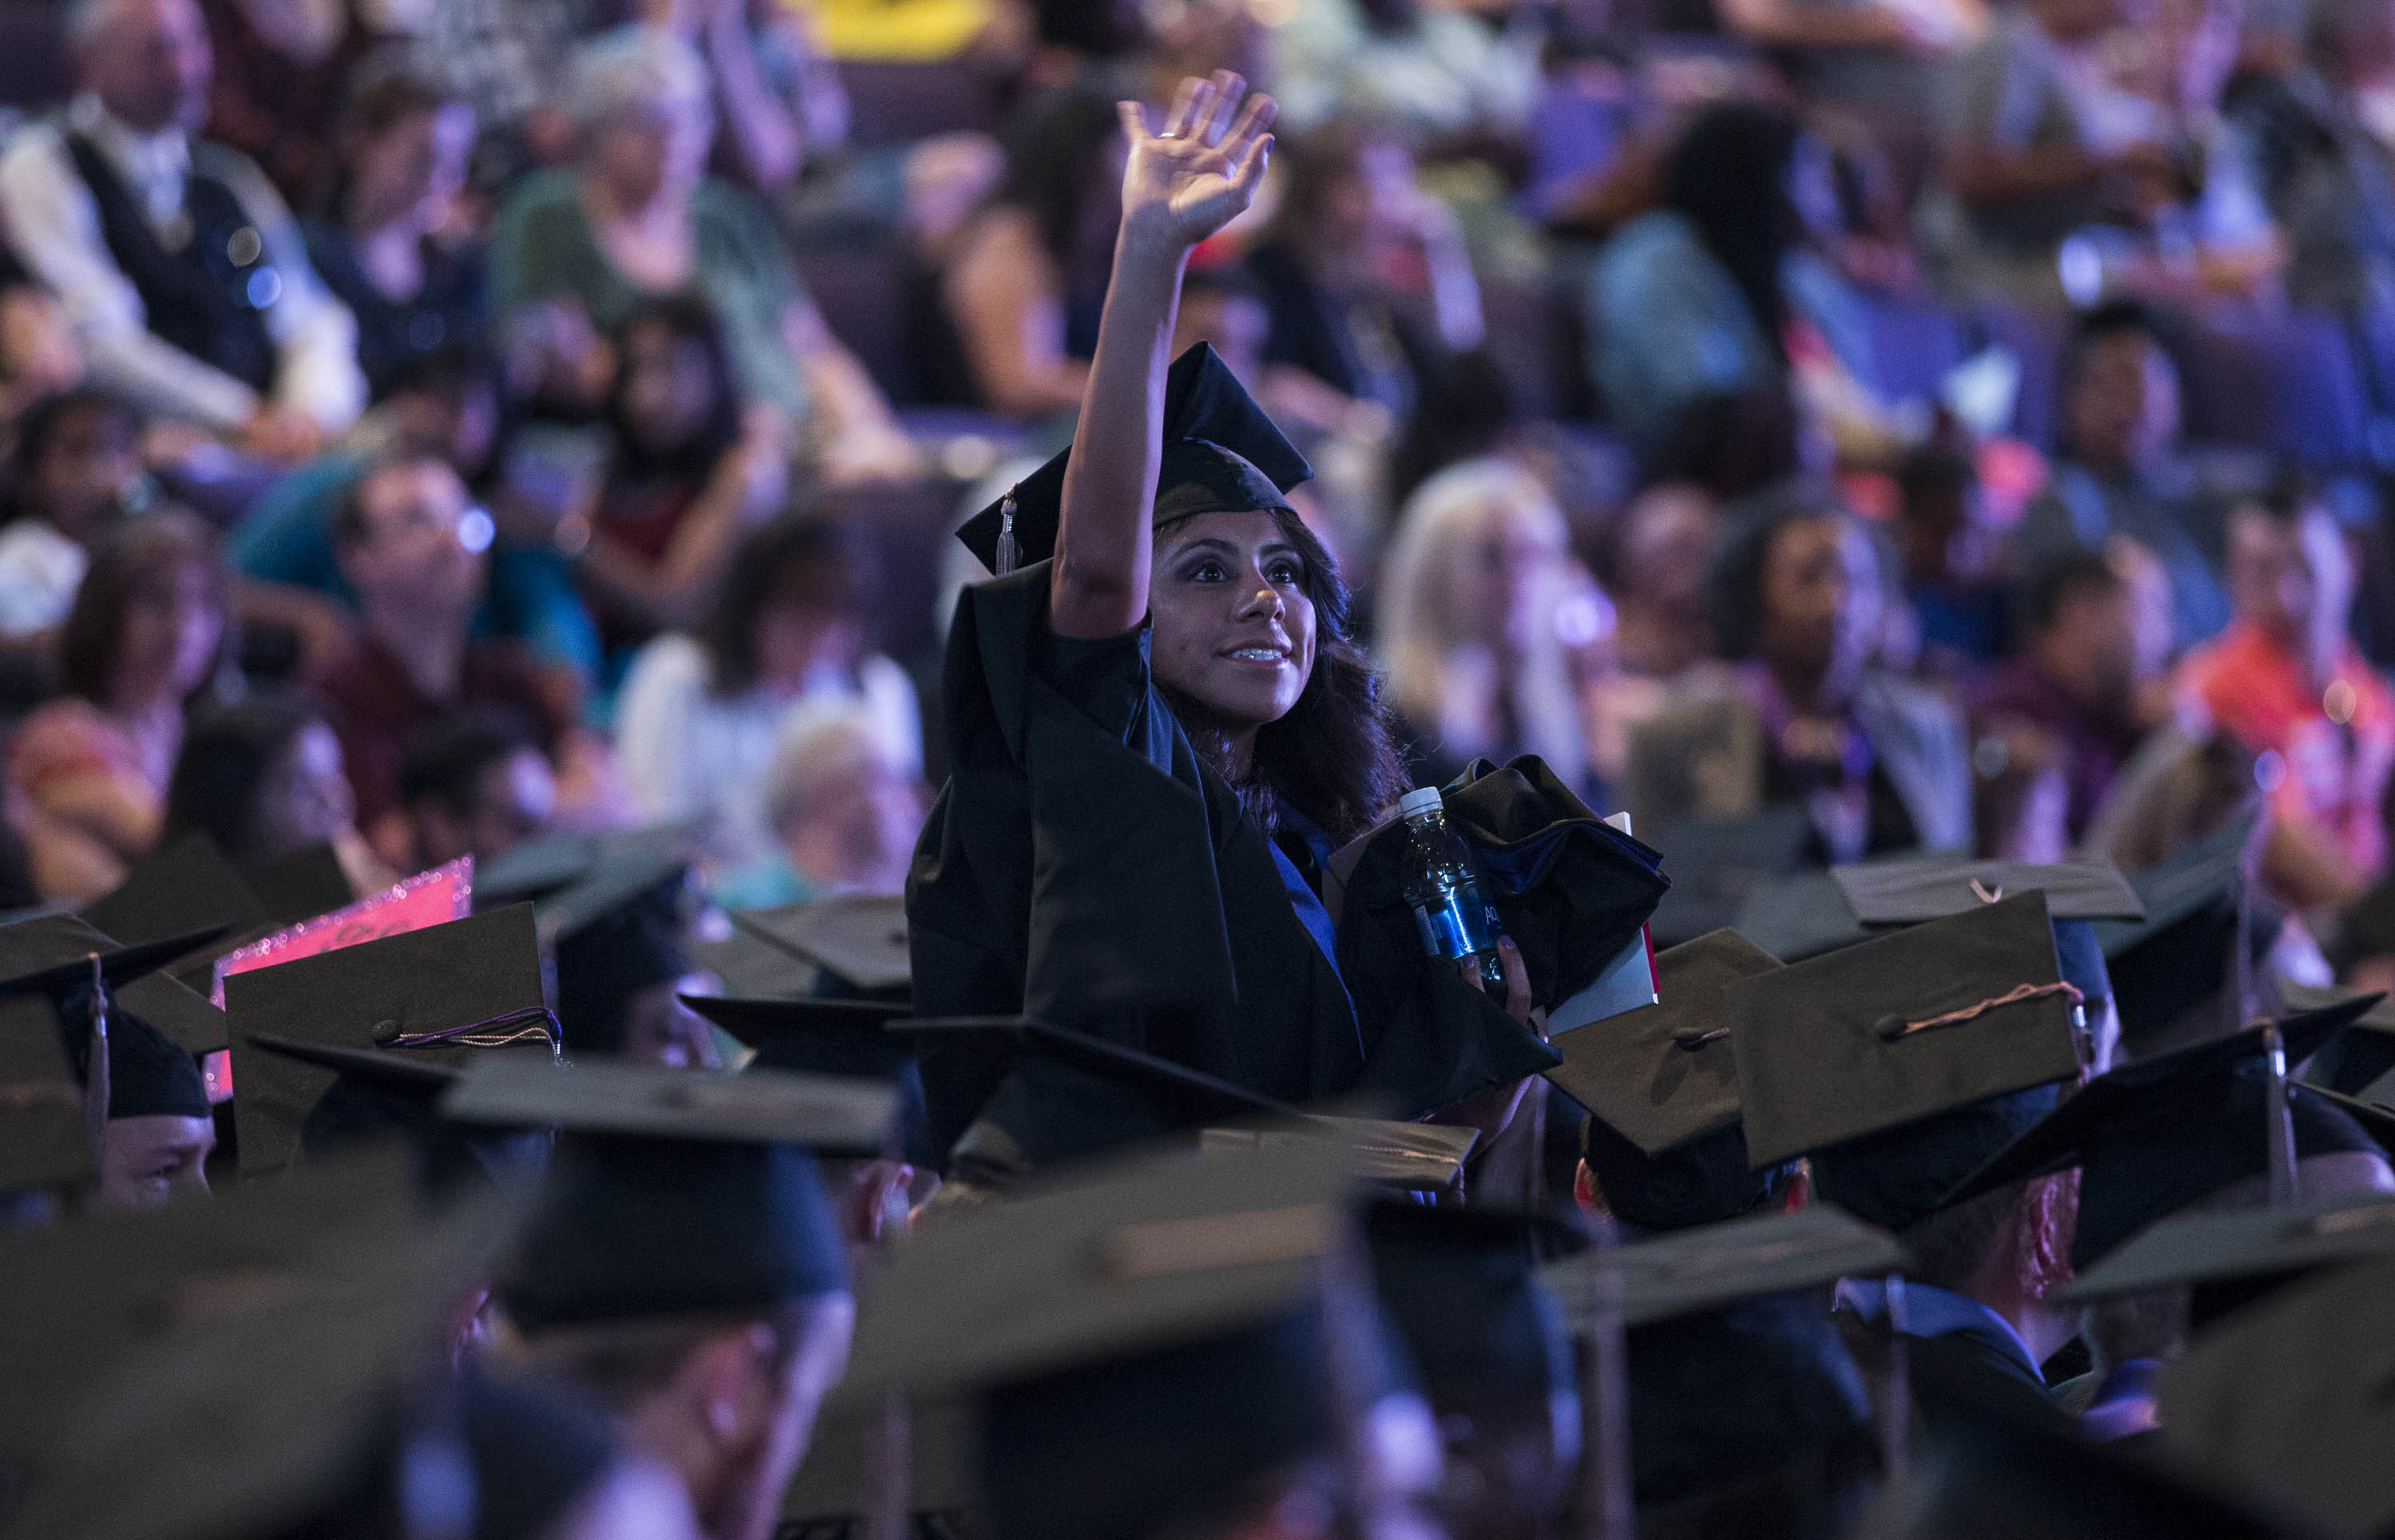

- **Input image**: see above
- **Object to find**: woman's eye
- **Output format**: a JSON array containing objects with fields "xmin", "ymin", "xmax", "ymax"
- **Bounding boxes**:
[
  {"xmin": 1183, "ymin": 561, "xmax": 1227, "ymax": 583},
  {"xmin": 1268, "ymin": 561, "xmax": 1304, "ymax": 585}
]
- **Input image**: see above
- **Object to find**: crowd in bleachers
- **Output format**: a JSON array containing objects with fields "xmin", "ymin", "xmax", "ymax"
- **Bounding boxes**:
[{"xmin": 2, "ymin": 0, "xmax": 2395, "ymax": 977}]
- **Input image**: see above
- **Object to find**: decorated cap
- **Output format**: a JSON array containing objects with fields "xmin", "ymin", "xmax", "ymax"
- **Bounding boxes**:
[
  {"xmin": 227, "ymin": 905, "xmax": 556, "ymax": 1178},
  {"xmin": 955, "ymin": 344, "xmax": 1310, "ymax": 575}
]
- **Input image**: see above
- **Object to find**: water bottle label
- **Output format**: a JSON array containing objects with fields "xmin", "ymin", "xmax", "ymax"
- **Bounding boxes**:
[{"xmin": 1411, "ymin": 887, "xmax": 1495, "ymax": 962}]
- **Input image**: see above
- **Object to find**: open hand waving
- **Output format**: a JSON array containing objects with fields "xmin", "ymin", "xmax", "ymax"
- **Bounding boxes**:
[{"xmin": 1115, "ymin": 72, "xmax": 1277, "ymax": 255}]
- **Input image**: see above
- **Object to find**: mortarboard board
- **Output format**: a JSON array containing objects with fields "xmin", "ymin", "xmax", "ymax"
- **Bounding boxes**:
[
  {"xmin": 689, "ymin": 924, "xmax": 822, "ymax": 1000},
  {"xmin": 453, "ymin": 1056, "xmax": 889, "ymax": 1332},
  {"xmin": 680, "ymin": 993, "xmax": 913, "ymax": 1080},
  {"xmin": 1539, "ymin": 1205, "xmax": 1907, "ymax": 1332},
  {"xmin": 0, "ymin": 1186, "xmax": 530, "ymax": 1540},
  {"xmin": 527, "ymin": 833, "xmax": 699, "ymax": 1055},
  {"xmin": 2153, "ymin": 1249, "xmax": 2395, "ymax": 1538},
  {"xmin": 2064, "ymin": 1188, "xmax": 2395, "ymax": 1303},
  {"xmin": 0, "ymin": 912, "xmax": 230, "ymax": 1053},
  {"xmin": 1729, "ymin": 868, "xmax": 1870, "ymax": 961},
  {"xmin": 2282, "ymin": 980, "xmax": 2395, "ymax": 1100},
  {"xmin": 1643, "ymin": 807, "xmax": 1816, "ymax": 948},
  {"xmin": 1726, "ymin": 892, "xmax": 2085, "ymax": 1177},
  {"xmin": 236, "ymin": 841, "xmax": 357, "ymax": 928},
  {"xmin": 731, "ymin": 895, "xmax": 912, "ymax": 996},
  {"xmin": 440, "ymin": 1052, "xmax": 897, "ymax": 1156},
  {"xmin": 1935, "ymin": 996, "xmax": 2383, "ymax": 1267},
  {"xmin": 78, "ymin": 832, "xmax": 268, "ymax": 949},
  {"xmin": 1830, "ymin": 855, "xmax": 2143, "ymax": 925},
  {"xmin": 244, "ymin": 1031, "xmax": 552, "ymax": 1197},
  {"xmin": 955, "ymin": 343, "xmax": 1310, "ymax": 575},
  {"xmin": 1550, "ymin": 929, "xmax": 1789, "ymax": 1233},
  {"xmin": 2092, "ymin": 816, "xmax": 2258, "ymax": 1046},
  {"xmin": 891, "ymin": 1015, "xmax": 1479, "ymax": 1192},
  {"xmin": 227, "ymin": 905, "xmax": 556, "ymax": 1178}
]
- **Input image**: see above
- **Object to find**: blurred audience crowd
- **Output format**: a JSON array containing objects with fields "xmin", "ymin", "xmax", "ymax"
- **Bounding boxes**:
[{"xmin": 6, "ymin": 0, "xmax": 2395, "ymax": 984}]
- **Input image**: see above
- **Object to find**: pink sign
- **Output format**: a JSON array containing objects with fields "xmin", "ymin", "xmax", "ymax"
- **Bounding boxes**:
[{"xmin": 212, "ymin": 857, "xmax": 473, "ymax": 1007}]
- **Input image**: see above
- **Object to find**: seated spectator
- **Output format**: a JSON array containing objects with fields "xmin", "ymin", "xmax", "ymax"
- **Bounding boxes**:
[
  {"xmin": 394, "ymin": 704, "xmax": 557, "ymax": 873},
  {"xmin": 9, "ymin": 510, "xmax": 232, "ymax": 898},
  {"xmin": 303, "ymin": 53, "xmax": 486, "ymax": 403},
  {"xmin": 616, "ymin": 511, "xmax": 920, "ymax": 873},
  {"xmin": 2179, "ymin": 473, "xmax": 2395, "ymax": 903},
  {"xmin": 1894, "ymin": 440, "xmax": 2011, "ymax": 675},
  {"xmin": 197, "ymin": 0, "xmax": 384, "ymax": 212},
  {"xmin": 162, "ymin": 688, "xmax": 396, "ymax": 894},
  {"xmin": 1264, "ymin": 0, "xmax": 1540, "ymax": 147},
  {"xmin": 1244, "ymin": 120, "xmax": 1483, "ymax": 437},
  {"xmin": 577, "ymin": 297, "xmax": 787, "ymax": 665},
  {"xmin": 1976, "ymin": 548, "xmax": 2156, "ymax": 849},
  {"xmin": 1376, "ymin": 457, "xmax": 1593, "ymax": 796},
  {"xmin": 1714, "ymin": 0, "xmax": 1982, "ymax": 121},
  {"xmin": 491, "ymin": 25, "xmax": 917, "ymax": 485},
  {"xmin": 1586, "ymin": 103, "xmax": 1886, "ymax": 464},
  {"xmin": 0, "ymin": 390, "xmax": 144, "ymax": 643},
  {"xmin": 713, "ymin": 701, "xmax": 931, "ymax": 909},
  {"xmin": 2014, "ymin": 303, "xmax": 2231, "ymax": 653},
  {"xmin": 935, "ymin": 85, "xmax": 1117, "ymax": 418},
  {"xmin": 312, "ymin": 453, "xmax": 581, "ymax": 868},
  {"xmin": 1602, "ymin": 481, "xmax": 1723, "ymax": 682},
  {"xmin": 1625, "ymin": 480, "xmax": 1973, "ymax": 861},
  {"xmin": 0, "ymin": 0, "xmax": 365, "ymax": 456}
]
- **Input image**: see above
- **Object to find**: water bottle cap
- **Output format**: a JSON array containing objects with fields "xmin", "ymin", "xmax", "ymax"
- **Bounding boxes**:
[{"xmin": 1397, "ymin": 787, "xmax": 1443, "ymax": 820}]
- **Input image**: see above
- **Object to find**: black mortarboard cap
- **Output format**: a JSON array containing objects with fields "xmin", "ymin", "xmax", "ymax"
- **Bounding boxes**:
[
  {"xmin": 2092, "ymin": 816, "xmax": 2257, "ymax": 1043},
  {"xmin": 440, "ymin": 1053, "xmax": 897, "ymax": 1155},
  {"xmin": 2154, "ymin": 1250, "xmax": 2395, "ymax": 1538},
  {"xmin": 227, "ymin": 905, "xmax": 556, "ymax": 1178},
  {"xmin": 2064, "ymin": 1189, "xmax": 2395, "ymax": 1302},
  {"xmin": 102, "ymin": 1013, "xmax": 209, "ymax": 1119},
  {"xmin": 689, "ymin": 926, "xmax": 822, "ymax": 1000},
  {"xmin": 2284, "ymin": 980, "xmax": 2395, "ymax": 1099},
  {"xmin": 500, "ymin": 1134, "xmax": 850, "ymax": 1330},
  {"xmin": 682, "ymin": 993, "xmax": 913, "ymax": 1080},
  {"xmin": 1538, "ymin": 1204, "xmax": 1907, "ymax": 1331},
  {"xmin": 506, "ymin": 832, "xmax": 695, "ymax": 1055},
  {"xmin": 1727, "ymin": 892, "xmax": 2084, "ymax": 1169},
  {"xmin": 236, "ymin": 841, "xmax": 356, "ymax": 927},
  {"xmin": 891, "ymin": 1015, "xmax": 1477, "ymax": 1191},
  {"xmin": 79, "ymin": 832, "xmax": 269, "ymax": 948},
  {"xmin": 0, "ymin": 912, "xmax": 230, "ymax": 1053},
  {"xmin": 1937, "ymin": 996, "xmax": 2381, "ymax": 1266},
  {"xmin": 955, "ymin": 343, "xmax": 1311, "ymax": 574},
  {"xmin": 1643, "ymin": 807, "xmax": 1815, "ymax": 948},
  {"xmin": 1729, "ymin": 868, "xmax": 1870, "ymax": 961},
  {"xmin": 245, "ymin": 1032, "xmax": 552, "ymax": 1197},
  {"xmin": 1364, "ymin": 1202, "xmax": 1578, "ymax": 1409},
  {"xmin": 731, "ymin": 895, "xmax": 912, "ymax": 994},
  {"xmin": 1830, "ymin": 855, "xmax": 2142, "ymax": 925}
]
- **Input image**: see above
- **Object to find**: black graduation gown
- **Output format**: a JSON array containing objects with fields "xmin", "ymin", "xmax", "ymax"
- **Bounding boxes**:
[
  {"xmin": 905, "ymin": 565, "xmax": 1367, "ymax": 1174},
  {"xmin": 1832, "ymin": 1304, "xmax": 2077, "ymax": 1439}
]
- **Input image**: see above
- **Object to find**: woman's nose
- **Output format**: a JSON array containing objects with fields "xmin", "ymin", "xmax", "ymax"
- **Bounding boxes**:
[{"xmin": 1237, "ymin": 578, "xmax": 1285, "ymax": 619}]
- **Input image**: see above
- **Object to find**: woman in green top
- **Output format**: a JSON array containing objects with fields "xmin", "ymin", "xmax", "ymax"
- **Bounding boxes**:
[{"xmin": 492, "ymin": 26, "xmax": 920, "ymax": 487}]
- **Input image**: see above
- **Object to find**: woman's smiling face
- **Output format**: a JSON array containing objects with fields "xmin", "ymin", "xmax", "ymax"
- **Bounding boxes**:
[{"xmin": 1147, "ymin": 509, "xmax": 1317, "ymax": 734}]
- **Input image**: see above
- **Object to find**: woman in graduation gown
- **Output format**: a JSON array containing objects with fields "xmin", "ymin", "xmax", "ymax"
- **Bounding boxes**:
[{"xmin": 908, "ymin": 73, "xmax": 1552, "ymax": 1187}]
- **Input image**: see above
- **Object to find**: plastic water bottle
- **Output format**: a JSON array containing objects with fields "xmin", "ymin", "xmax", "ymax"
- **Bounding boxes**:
[{"xmin": 1395, "ymin": 786, "xmax": 1506, "ymax": 990}]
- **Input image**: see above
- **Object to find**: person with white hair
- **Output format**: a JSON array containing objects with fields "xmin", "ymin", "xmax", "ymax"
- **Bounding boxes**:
[
  {"xmin": 1376, "ymin": 456, "xmax": 1595, "ymax": 797},
  {"xmin": 712, "ymin": 699, "xmax": 929, "ymax": 909},
  {"xmin": 490, "ymin": 24, "xmax": 918, "ymax": 487},
  {"xmin": 0, "ymin": 0, "xmax": 365, "ymax": 457}
]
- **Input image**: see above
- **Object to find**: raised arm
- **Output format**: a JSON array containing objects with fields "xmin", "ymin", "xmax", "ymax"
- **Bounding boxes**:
[{"xmin": 1047, "ymin": 73, "xmax": 1274, "ymax": 640}]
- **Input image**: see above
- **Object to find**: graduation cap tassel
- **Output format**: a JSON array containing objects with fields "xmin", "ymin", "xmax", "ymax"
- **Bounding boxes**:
[
  {"xmin": 994, "ymin": 489, "xmax": 1021, "ymax": 577},
  {"xmin": 2262, "ymin": 1020, "xmax": 2298, "ymax": 1207},
  {"xmin": 81, "ymin": 952, "xmax": 109, "ymax": 1166}
]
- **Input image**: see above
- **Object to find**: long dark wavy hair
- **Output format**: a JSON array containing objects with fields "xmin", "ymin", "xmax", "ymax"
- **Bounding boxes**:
[{"xmin": 1154, "ymin": 509, "xmax": 1407, "ymax": 846}]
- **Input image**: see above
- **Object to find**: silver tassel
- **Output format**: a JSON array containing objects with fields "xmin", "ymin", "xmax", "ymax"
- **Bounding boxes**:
[{"xmin": 995, "ymin": 489, "xmax": 1020, "ymax": 576}]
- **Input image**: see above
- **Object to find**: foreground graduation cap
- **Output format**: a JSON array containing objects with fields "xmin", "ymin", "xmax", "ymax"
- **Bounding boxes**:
[
  {"xmin": 449, "ymin": 1056, "xmax": 882, "ymax": 1333},
  {"xmin": 0, "ymin": 912, "xmax": 230, "ymax": 1052},
  {"xmin": 2154, "ymin": 1249, "xmax": 2395, "ymax": 1538},
  {"xmin": 2064, "ymin": 1189, "xmax": 2395, "ymax": 1302},
  {"xmin": 730, "ymin": 894, "xmax": 912, "ymax": 996},
  {"xmin": 889, "ymin": 1016, "xmax": 1479, "ymax": 1193},
  {"xmin": 956, "ymin": 342, "xmax": 1310, "ymax": 576},
  {"xmin": 226, "ymin": 905, "xmax": 557, "ymax": 1178},
  {"xmin": 1549, "ymin": 929, "xmax": 1790, "ymax": 1231},
  {"xmin": 1936, "ymin": 996, "xmax": 2384, "ymax": 1268},
  {"xmin": 1726, "ymin": 893, "xmax": 2088, "ymax": 1230},
  {"xmin": 1538, "ymin": 1205, "xmax": 1907, "ymax": 1332}
]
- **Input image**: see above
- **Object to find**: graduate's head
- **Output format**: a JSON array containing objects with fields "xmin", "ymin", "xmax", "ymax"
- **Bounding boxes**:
[
  {"xmin": 96, "ymin": 1012, "xmax": 215, "ymax": 1208},
  {"xmin": 1149, "ymin": 505, "xmax": 1322, "ymax": 734}
]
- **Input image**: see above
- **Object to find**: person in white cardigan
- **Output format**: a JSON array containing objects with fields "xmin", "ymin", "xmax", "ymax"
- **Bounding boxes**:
[{"xmin": 614, "ymin": 510, "xmax": 920, "ymax": 873}]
